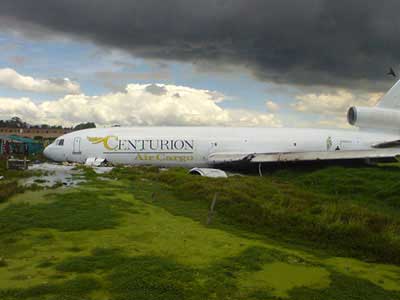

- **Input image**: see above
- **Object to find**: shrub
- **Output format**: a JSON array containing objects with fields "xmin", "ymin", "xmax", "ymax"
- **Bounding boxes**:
[{"xmin": 0, "ymin": 182, "xmax": 21, "ymax": 203}]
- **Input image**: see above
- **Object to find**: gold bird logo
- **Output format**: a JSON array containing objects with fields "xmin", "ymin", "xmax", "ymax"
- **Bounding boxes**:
[{"xmin": 87, "ymin": 136, "xmax": 118, "ymax": 151}]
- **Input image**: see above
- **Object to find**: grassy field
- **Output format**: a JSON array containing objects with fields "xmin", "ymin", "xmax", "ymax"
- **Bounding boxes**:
[
  {"xmin": 0, "ymin": 159, "xmax": 46, "ymax": 203},
  {"xmin": 0, "ymin": 162, "xmax": 400, "ymax": 299}
]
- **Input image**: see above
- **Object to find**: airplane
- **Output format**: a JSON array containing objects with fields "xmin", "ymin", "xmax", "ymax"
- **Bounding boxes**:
[{"xmin": 44, "ymin": 79, "xmax": 400, "ymax": 176}]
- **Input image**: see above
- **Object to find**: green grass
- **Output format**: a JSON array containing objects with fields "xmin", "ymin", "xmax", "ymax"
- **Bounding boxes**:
[
  {"xmin": 0, "ymin": 190, "xmax": 134, "ymax": 235},
  {"xmin": 272, "ymin": 165, "xmax": 400, "ymax": 209},
  {"xmin": 56, "ymin": 248, "xmax": 129, "ymax": 273},
  {"xmin": 51, "ymin": 244, "xmax": 400, "ymax": 300},
  {"xmin": 108, "ymin": 166, "xmax": 400, "ymax": 264},
  {"xmin": 0, "ymin": 276, "xmax": 100, "ymax": 300},
  {"xmin": 284, "ymin": 272, "xmax": 400, "ymax": 300},
  {"xmin": 0, "ymin": 182, "xmax": 21, "ymax": 203},
  {"xmin": 0, "ymin": 158, "xmax": 49, "ymax": 203},
  {"xmin": 107, "ymin": 255, "xmax": 198, "ymax": 300},
  {"xmin": 0, "ymin": 164, "xmax": 400, "ymax": 299}
]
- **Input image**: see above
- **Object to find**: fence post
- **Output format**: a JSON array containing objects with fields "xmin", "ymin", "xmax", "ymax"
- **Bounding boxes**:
[{"xmin": 207, "ymin": 193, "xmax": 218, "ymax": 225}]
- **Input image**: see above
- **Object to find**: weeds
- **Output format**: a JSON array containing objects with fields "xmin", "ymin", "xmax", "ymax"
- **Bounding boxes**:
[
  {"xmin": 284, "ymin": 272, "xmax": 400, "ymax": 300},
  {"xmin": 0, "ymin": 258, "xmax": 7, "ymax": 267},
  {"xmin": 1, "ymin": 164, "xmax": 400, "ymax": 299},
  {"xmin": 108, "ymin": 165, "xmax": 400, "ymax": 264},
  {"xmin": 273, "ymin": 165, "xmax": 400, "ymax": 210},
  {"xmin": 50, "ymin": 245, "xmax": 400, "ymax": 300},
  {"xmin": 108, "ymin": 256, "xmax": 198, "ymax": 300},
  {"xmin": 0, "ymin": 190, "xmax": 134, "ymax": 234},
  {"xmin": 0, "ymin": 157, "xmax": 49, "ymax": 203},
  {"xmin": 0, "ymin": 182, "xmax": 21, "ymax": 203},
  {"xmin": 56, "ymin": 248, "xmax": 128, "ymax": 273},
  {"xmin": 0, "ymin": 276, "xmax": 100, "ymax": 300}
]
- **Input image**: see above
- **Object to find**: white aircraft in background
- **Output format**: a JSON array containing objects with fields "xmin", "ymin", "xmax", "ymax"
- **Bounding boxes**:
[{"xmin": 44, "ymin": 80, "xmax": 400, "ymax": 175}]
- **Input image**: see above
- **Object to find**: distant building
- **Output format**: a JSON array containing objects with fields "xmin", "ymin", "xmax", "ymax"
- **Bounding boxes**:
[
  {"xmin": 0, "ymin": 127, "xmax": 72, "ymax": 139},
  {"xmin": 0, "ymin": 135, "xmax": 43, "ymax": 155}
]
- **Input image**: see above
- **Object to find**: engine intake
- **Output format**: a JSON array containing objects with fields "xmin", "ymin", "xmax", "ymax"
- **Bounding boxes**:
[{"xmin": 347, "ymin": 106, "xmax": 400, "ymax": 130}]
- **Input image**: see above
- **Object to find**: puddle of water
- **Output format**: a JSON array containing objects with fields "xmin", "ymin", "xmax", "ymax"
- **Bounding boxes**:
[
  {"xmin": 21, "ymin": 163, "xmax": 85, "ymax": 188},
  {"xmin": 20, "ymin": 163, "xmax": 114, "ymax": 188}
]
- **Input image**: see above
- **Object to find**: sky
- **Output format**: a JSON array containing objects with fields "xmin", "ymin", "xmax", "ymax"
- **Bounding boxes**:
[{"xmin": 0, "ymin": 0, "xmax": 398, "ymax": 128}]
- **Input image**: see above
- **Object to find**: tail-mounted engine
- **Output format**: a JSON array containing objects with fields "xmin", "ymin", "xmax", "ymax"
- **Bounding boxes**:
[{"xmin": 347, "ymin": 106, "xmax": 400, "ymax": 130}]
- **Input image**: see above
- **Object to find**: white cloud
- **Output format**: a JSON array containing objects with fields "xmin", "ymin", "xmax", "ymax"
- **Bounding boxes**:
[
  {"xmin": 0, "ymin": 84, "xmax": 281, "ymax": 127},
  {"xmin": 290, "ymin": 89, "xmax": 384, "ymax": 129},
  {"xmin": 0, "ymin": 68, "xmax": 80, "ymax": 94},
  {"xmin": 292, "ymin": 89, "xmax": 383, "ymax": 115},
  {"xmin": 265, "ymin": 100, "xmax": 280, "ymax": 112},
  {"xmin": 0, "ymin": 97, "xmax": 41, "ymax": 121}
]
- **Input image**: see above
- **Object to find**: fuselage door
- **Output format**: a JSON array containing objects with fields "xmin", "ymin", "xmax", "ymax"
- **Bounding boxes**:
[{"xmin": 73, "ymin": 137, "xmax": 81, "ymax": 154}]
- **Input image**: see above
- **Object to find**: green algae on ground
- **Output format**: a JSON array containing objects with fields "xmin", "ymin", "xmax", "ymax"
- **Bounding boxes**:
[
  {"xmin": 117, "ymin": 166, "xmax": 400, "ymax": 265},
  {"xmin": 285, "ymin": 272, "xmax": 400, "ymax": 300},
  {"xmin": 0, "ymin": 276, "xmax": 100, "ymax": 300},
  {"xmin": 56, "ymin": 248, "xmax": 129, "ymax": 273},
  {"xmin": 0, "ymin": 165, "xmax": 400, "ymax": 299},
  {"xmin": 107, "ymin": 255, "xmax": 199, "ymax": 300},
  {"xmin": 239, "ymin": 262, "xmax": 331, "ymax": 298},
  {"xmin": 325, "ymin": 257, "xmax": 400, "ymax": 291},
  {"xmin": 0, "ymin": 190, "xmax": 134, "ymax": 235}
]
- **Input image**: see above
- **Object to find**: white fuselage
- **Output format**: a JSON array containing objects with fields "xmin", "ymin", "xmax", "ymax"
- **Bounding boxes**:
[{"xmin": 43, "ymin": 127, "xmax": 399, "ymax": 167}]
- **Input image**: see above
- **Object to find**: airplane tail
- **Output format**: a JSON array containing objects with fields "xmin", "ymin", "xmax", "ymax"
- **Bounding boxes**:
[
  {"xmin": 377, "ymin": 79, "xmax": 400, "ymax": 109},
  {"xmin": 347, "ymin": 80, "xmax": 400, "ymax": 132}
]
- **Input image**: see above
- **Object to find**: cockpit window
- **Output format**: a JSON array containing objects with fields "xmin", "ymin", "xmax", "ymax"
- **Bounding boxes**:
[{"xmin": 56, "ymin": 139, "xmax": 64, "ymax": 146}]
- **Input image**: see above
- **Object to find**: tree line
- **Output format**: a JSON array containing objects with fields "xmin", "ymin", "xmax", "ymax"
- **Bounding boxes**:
[{"xmin": 0, "ymin": 117, "xmax": 96, "ymax": 130}]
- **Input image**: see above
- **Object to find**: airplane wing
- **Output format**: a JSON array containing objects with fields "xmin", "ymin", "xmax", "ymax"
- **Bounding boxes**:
[{"xmin": 208, "ymin": 149, "xmax": 400, "ymax": 164}]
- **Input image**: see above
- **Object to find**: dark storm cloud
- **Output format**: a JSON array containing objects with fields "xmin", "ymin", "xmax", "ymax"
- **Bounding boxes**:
[{"xmin": 1, "ymin": 0, "xmax": 400, "ymax": 90}]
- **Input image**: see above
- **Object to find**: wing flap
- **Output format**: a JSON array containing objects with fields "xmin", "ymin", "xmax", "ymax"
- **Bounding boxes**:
[
  {"xmin": 372, "ymin": 140, "xmax": 400, "ymax": 148},
  {"xmin": 208, "ymin": 152, "xmax": 255, "ymax": 164},
  {"xmin": 251, "ymin": 150, "xmax": 400, "ymax": 162}
]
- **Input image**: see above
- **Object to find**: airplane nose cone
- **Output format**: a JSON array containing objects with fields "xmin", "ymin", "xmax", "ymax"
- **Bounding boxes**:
[{"xmin": 43, "ymin": 146, "xmax": 51, "ymax": 160}]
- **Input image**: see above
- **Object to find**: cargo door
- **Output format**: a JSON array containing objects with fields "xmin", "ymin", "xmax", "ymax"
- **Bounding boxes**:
[{"xmin": 73, "ymin": 137, "xmax": 81, "ymax": 154}]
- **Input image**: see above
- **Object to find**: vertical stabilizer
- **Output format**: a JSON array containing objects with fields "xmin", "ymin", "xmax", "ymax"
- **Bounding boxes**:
[{"xmin": 377, "ymin": 79, "xmax": 400, "ymax": 109}]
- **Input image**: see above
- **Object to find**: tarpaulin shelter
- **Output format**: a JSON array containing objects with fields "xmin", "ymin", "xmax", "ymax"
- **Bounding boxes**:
[{"xmin": 0, "ymin": 135, "xmax": 43, "ymax": 155}]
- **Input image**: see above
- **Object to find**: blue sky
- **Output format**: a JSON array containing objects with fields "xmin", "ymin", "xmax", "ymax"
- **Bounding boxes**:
[
  {"xmin": 0, "ymin": 31, "xmax": 286, "ymax": 107},
  {"xmin": 0, "ymin": 30, "xmax": 378, "ymax": 128}
]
